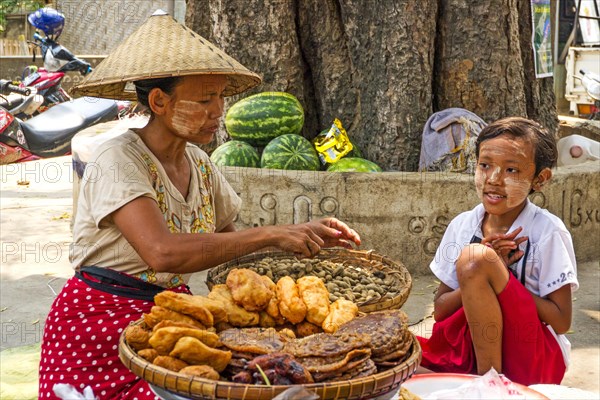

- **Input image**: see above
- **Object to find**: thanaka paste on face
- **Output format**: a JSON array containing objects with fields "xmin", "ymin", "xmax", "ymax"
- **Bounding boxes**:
[
  {"xmin": 171, "ymin": 100, "xmax": 209, "ymax": 136},
  {"xmin": 476, "ymin": 136, "xmax": 536, "ymax": 209}
]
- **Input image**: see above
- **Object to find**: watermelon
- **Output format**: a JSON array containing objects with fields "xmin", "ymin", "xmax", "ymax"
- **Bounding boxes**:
[
  {"xmin": 261, "ymin": 134, "xmax": 321, "ymax": 171},
  {"xmin": 225, "ymin": 92, "xmax": 305, "ymax": 146},
  {"xmin": 210, "ymin": 140, "xmax": 260, "ymax": 168},
  {"xmin": 326, "ymin": 157, "xmax": 383, "ymax": 172}
]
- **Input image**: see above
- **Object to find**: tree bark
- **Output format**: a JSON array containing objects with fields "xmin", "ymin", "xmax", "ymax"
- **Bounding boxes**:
[{"xmin": 187, "ymin": 0, "xmax": 558, "ymax": 170}]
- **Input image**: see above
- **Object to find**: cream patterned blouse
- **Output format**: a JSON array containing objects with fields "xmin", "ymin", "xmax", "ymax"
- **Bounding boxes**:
[{"xmin": 70, "ymin": 130, "xmax": 241, "ymax": 287}]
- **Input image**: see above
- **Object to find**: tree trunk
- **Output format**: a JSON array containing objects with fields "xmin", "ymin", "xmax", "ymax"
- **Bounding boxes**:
[{"xmin": 187, "ymin": 0, "xmax": 558, "ymax": 170}]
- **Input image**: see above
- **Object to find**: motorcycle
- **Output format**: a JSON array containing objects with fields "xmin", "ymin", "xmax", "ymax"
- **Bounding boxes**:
[
  {"xmin": 18, "ymin": 8, "xmax": 92, "ymax": 113},
  {"xmin": 0, "ymin": 80, "xmax": 44, "ymax": 120},
  {"xmin": 0, "ymin": 81, "xmax": 119, "ymax": 165},
  {"xmin": 576, "ymin": 69, "xmax": 600, "ymax": 120}
]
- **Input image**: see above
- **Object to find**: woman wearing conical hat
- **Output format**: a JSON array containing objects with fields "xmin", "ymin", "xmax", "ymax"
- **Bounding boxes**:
[{"xmin": 39, "ymin": 11, "xmax": 360, "ymax": 399}]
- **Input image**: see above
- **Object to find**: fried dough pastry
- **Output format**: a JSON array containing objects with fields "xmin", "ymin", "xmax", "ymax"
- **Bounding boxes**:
[
  {"xmin": 261, "ymin": 275, "xmax": 284, "ymax": 321},
  {"xmin": 153, "ymin": 355, "xmax": 189, "ymax": 372},
  {"xmin": 137, "ymin": 348, "xmax": 159, "ymax": 362},
  {"xmin": 191, "ymin": 295, "xmax": 228, "ymax": 323},
  {"xmin": 219, "ymin": 327, "xmax": 290, "ymax": 354},
  {"xmin": 295, "ymin": 320, "xmax": 323, "ymax": 338},
  {"xmin": 152, "ymin": 319, "xmax": 208, "ymax": 332},
  {"xmin": 179, "ymin": 365, "xmax": 220, "ymax": 380},
  {"xmin": 322, "ymin": 299, "xmax": 358, "ymax": 333},
  {"xmin": 149, "ymin": 326, "xmax": 221, "ymax": 354},
  {"xmin": 154, "ymin": 291, "xmax": 214, "ymax": 327},
  {"xmin": 207, "ymin": 284, "xmax": 259, "ymax": 327},
  {"xmin": 170, "ymin": 336, "xmax": 232, "ymax": 372},
  {"xmin": 297, "ymin": 276, "xmax": 330, "ymax": 325},
  {"xmin": 124, "ymin": 325, "xmax": 150, "ymax": 351},
  {"xmin": 143, "ymin": 306, "xmax": 207, "ymax": 330},
  {"xmin": 276, "ymin": 276, "xmax": 306, "ymax": 324},
  {"xmin": 259, "ymin": 311, "xmax": 276, "ymax": 328},
  {"xmin": 226, "ymin": 268, "xmax": 273, "ymax": 312}
]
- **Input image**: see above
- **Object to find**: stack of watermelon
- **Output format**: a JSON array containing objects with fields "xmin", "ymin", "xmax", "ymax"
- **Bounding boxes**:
[
  {"xmin": 210, "ymin": 91, "xmax": 382, "ymax": 172},
  {"xmin": 210, "ymin": 92, "xmax": 319, "ymax": 171}
]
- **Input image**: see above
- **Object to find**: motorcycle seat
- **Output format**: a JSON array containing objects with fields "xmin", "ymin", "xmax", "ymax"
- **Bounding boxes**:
[{"xmin": 20, "ymin": 97, "xmax": 118, "ymax": 157}]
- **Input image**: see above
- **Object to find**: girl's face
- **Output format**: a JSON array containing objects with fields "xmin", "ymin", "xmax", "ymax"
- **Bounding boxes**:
[
  {"xmin": 474, "ymin": 134, "xmax": 538, "ymax": 219},
  {"xmin": 166, "ymin": 75, "xmax": 227, "ymax": 144}
]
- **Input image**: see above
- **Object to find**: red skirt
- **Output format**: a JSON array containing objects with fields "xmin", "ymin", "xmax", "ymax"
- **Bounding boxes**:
[
  {"xmin": 417, "ymin": 274, "xmax": 566, "ymax": 386},
  {"xmin": 38, "ymin": 274, "xmax": 190, "ymax": 399}
]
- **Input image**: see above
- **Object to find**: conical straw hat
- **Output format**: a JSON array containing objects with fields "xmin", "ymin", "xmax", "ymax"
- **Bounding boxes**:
[{"xmin": 71, "ymin": 10, "xmax": 261, "ymax": 100}]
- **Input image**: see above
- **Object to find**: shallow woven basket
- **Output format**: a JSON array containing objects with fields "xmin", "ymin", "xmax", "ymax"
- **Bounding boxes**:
[
  {"xmin": 205, "ymin": 248, "xmax": 412, "ymax": 313},
  {"xmin": 119, "ymin": 320, "xmax": 422, "ymax": 400}
]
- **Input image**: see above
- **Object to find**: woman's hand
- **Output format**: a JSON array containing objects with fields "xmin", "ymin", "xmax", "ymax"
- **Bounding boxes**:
[
  {"xmin": 272, "ymin": 218, "xmax": 361, "ymax": 258},
  {"xmin": 481, "ymin": 226, "xmax": 528, "ymax": 267}
]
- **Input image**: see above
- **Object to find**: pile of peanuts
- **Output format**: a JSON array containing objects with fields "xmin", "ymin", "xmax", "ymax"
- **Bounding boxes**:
[{"xmin": 227, "ymin": 257, "xmax": 401, "ymax": 305}]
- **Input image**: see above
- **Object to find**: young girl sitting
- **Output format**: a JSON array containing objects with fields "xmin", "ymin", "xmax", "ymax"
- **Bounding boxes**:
[{"xmin": 417, "ymin": 117, "xmax": 578, "ymax": 385}]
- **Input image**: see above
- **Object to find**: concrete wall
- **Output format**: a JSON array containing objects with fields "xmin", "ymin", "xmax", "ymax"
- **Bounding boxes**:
[{"xmin": 220, "ymin": 162, "xmax": 599, "ymax": 275}]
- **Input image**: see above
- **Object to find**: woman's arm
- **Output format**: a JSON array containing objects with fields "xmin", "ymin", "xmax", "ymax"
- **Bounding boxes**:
[
  {"xmin": 433, "ymin": 282, "xmax": 463, "ymax": 322},
  {"xmin": 111, "ymin": 196, "xmax": 360, "ymax": 274},
  {"xmin": 532, "ymin": 284, "xmax": 572, "ymax": 334}
]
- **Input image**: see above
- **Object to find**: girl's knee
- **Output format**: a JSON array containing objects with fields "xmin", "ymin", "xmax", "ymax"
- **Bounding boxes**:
[{"xmin": 456, "ymin": 244, "xmax": 499, "ymax": 280}]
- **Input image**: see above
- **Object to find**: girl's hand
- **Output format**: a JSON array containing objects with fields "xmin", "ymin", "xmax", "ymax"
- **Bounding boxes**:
[{"xmin": 481, "ymin": 226, "xmax": 528, "ymax": 267}]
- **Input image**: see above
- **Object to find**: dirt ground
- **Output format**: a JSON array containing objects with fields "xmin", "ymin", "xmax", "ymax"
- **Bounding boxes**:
[{"xmin": 1, "ymin": 156, "xmax": 598, "ymax": 395}]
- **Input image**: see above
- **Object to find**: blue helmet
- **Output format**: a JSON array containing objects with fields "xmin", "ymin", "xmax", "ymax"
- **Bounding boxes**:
[{"xmin": 28, "ymin": 8, "xmax": 65, "ymax": 39}]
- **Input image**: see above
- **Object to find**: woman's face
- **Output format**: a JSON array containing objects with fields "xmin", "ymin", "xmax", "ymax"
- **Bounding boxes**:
[{"xmin": 166, "ymin": 75, "xmax": 227, "ymax": 144}]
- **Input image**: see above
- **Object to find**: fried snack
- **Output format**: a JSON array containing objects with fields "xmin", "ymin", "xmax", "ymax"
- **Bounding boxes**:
[
  {"xmin": 259, "ymin": 311, "xmax": 277, "ymax": 328},
  {"xmin": 149, "ymin": 326, "xmax": 221, "ymax": 354},
  {"xmin": 278, "ymin": 328, "xmax": 297, "ymax": 339},
  {"xmin": 191, "ymin": 295, "xmax": 228, "ymax": 323},
  {"xmin": 399, "ymin": 387, "xmax": 422, "ymax": 400},
  {"xmin": 261, "ymin": 275, "xmax": 284, "ymax": 321},
  {"xmin": 207, "ymin": 284, "xmax": 259, "ymax": 327},
  {"xmin": 295, "ymin": 320, "xmax": 323, "ymax": 338},
  {"xmin": 143, "ymin": 306, "xmax": 207, "ymax": 330},
  {"xmin": 124, "ymin": 325, "xmax": 151, "ymax": 351},
  {"xmin": 170, "ymin": 336, "xmax": 232, "ymax": 372},
  {"xmin": 152, "ymin": 319, "xmax": 206, "ymax": 332},
  {"xmin": 276, "ymin": 276, "xmax": 307, "ymax": 324},
  {"xmin": 322, "ymin": 299, "xmax": 358, "ymax": 333},
  {"xmin": 153, "ymin": 355, "xmax": 189, "ymax": 372},
  {"xmin": 154, "ymin": 291, "xmax": 214, "ymax": 327},
  {"xmin": 226, "ymin": 268, "xmax": 273, "ymax": 312},
  {"xmin": 137, "ymin": 348, "xmax": 159, "ymax": 362},
  {"xmin": 297, "ymin": 276, "xmax": 330, "ymax": 325},
  {"xmin": 179, "ymin": 365, "xmax": 220, "ymax": 380}
]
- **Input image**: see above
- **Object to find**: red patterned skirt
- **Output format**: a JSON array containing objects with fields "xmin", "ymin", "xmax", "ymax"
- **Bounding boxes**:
[{"xmin": 38, "ymin": 272, "xmax": 190, "ymax": 399}]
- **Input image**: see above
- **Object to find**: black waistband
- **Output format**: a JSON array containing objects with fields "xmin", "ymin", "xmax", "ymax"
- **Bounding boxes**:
[{"xmin": 75, "ymin": 266, "xmax": 166, "ymax": 301}]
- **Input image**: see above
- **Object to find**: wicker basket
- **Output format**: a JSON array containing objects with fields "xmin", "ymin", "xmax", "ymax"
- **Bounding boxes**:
[
  {"xmin": 205, "ymin": 248, "xmax": 412, "ymax": 313},
  {"xmin": 118, "ymin": 320, "xmax": 422, "ymax": 400}
]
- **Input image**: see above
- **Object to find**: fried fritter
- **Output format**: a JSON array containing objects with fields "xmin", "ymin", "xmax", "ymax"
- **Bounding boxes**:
[
  {"xmin": 207, "ymin": 284, "xmax": 259, "ymax": 327},
  {"xmin": 191, "ymin": 295, "xmax": 228, "ymax": 323},
  {"xmin": 137, "ymin": 348, "xmax": 159, "ymax": 362},
  {"xmin": 170, "ymin": 336, "xmax": 232, "ymax": 372},
  {"xmin": 297, "ymin": 276, "xmax": 330, "ymax": 325},
  {"xmin": 149, "ymin": 326, "xmax": 221, "ymax": 354},
  {"xmin": 143, "ymin": 306, "xmax": 207, "ymax": 330},
  {"xmin": 153, "ymin": 355, "xmax": 189, "ymax": 372},
  {"xmin": 322, "ymin": 299, "xmax": 358, "ymax": 333},
  {"xmin": 259, "ymin": 311, "xmax": 276, "ymax": 328},
  {"xmin": 336, "ymin": 309, "xmax": 409, "ymax": 358},
  {"xmin": 179, "ymin": 365, "xmax": 220, "ymax": 380},
  {"xmin": 219, "ymin": 327, "xmax": 290, "ymax": 354},
  {"xmin": 226, "ymin": 268, "xmax": 273, "ymax": 312},
  {"xmin": 124, "ymin": 325, "xmax": 150, "ymax": 351},
  {"xmin": 152, "ymin": 319, "xmax": 208, "ymax": 332},
  {"xmin": 295, "ymin": 320, "xmax": 323, "ymax": 338},
  {"xmin": 154, "ymin": 291, "xmax": 214, "ymax": 327},
  {"xmin": 276, "ymin": 276, "xmax": 306, "ymax": 324},
  {"xmin": 261, "ymin": 275, "xmax": 285, "ymax": 322}
]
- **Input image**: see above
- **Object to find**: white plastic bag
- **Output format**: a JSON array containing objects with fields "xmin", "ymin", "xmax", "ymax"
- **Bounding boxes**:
[
  {"xmin": 426, "ymin": 368, "xmax": 526, "ymax": 399},
  {"xmin": 271, "ymin": 386, "xmax": 319, "ymax": 400},
  {"xmin": 53, "ymin": 383, "xmax": 97, "ymax": 400}
]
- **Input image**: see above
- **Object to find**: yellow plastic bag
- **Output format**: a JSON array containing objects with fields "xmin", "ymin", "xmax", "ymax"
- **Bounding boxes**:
[{"xmin": 313, "ymin": 119, "xmax": 353, "ymax": 164}]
